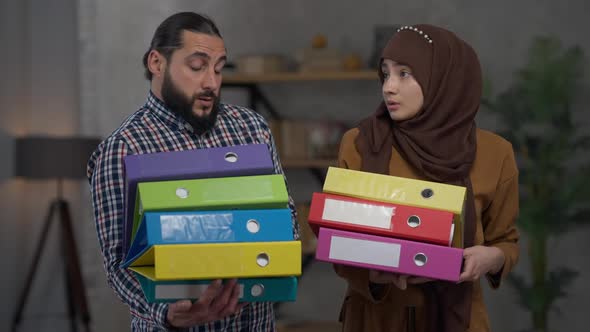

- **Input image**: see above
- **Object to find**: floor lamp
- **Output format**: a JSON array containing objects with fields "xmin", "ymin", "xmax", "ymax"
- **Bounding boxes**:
[{"xmin": 12, "ymin": 136, "xmax": 101, "ymax": 332}]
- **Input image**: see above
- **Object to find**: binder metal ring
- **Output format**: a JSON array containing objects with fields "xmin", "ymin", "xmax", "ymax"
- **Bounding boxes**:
[
  {"xmin": 224, "ymin": 152, "xmax": 239, "ymax": 163},
  {"xmin": 256, "ymin": 253, "xmax": 270, "ymax": 267},
  {"xmin": 251, "ymin": 284, "xmax": 265, "ymax": 297},
  {"xmin": 407, "ymin": 215, "xmax": 421, "ymax": 228},
  {"xmin": 421, "ymin": 188, "xmax": 434, "ymax": 199},
  {"xmin": 175, "ymin": 187, "xmax": 189, "ymax": 199},
  {"xmin": 413, "ymin": 253, "xmax": 427, "ymax": 266},
  {"xmin": 246, "ymin": 219, "xmax": 260, "ymax": 233}
]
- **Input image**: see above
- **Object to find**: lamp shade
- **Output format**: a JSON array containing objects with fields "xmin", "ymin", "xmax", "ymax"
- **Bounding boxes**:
[{"xmin": 15, "ymin": 136, "xmax": 102, "ymax": 179}]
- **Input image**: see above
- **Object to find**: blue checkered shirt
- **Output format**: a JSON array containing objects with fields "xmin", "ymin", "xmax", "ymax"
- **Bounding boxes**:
[{"xmin": 87, "ymin": 91, "xmax": 298, "ymax": 331}]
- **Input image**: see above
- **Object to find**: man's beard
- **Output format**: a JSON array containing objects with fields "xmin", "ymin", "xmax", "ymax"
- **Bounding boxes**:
[{"xmin": 161, "ymin": 70, "xmax": 221, "ymax": 135}]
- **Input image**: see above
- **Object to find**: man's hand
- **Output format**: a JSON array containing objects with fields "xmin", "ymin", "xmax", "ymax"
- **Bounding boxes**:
[
  {"xmin": 166, "ymin": 279, "xmax": 246, "ymax": 328},
  {"xmin": 459, "ymin": 245, "xmax": 505, "ymax": 283},
  {"xmin": 369, "ymin": 270, "xmax": 433, "ymax": 290}
]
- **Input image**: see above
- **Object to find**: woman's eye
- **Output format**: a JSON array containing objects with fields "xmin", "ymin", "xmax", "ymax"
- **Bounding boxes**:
[
  {"xmin": 400, "ymin": 70, "xmax": 412, "ymax": 78},
  {"xmin": 382, "ymin": 72, "xmax": 390, "ymax": 78}
]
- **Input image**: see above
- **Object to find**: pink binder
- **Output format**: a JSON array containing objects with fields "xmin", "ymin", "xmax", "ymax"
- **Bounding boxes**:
[{"xmin": 316, "ymin": 227, "xmax": 463, "ymax": 282}]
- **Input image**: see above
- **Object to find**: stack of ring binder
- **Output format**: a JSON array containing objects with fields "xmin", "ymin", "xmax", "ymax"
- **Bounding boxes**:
[
  {"xmin": 308, "ymin": 167, "xmax": 466, "ymax": 282},
  {"xmin": 121, "ymin": 144, "xmax": 301, "ymax": 303}
]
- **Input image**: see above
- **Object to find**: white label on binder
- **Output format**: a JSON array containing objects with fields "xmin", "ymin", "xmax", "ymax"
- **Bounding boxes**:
[
  {"xmin": 329, "ymin": 236, "xmax": 401, "ymax": 267},
  {"xmin": 323, "ymin": 199, "xmax": 394, "ymax": 229},
  {"xmin": 156, "ymin": 284, "xmax": 245, "ymax": 299}
]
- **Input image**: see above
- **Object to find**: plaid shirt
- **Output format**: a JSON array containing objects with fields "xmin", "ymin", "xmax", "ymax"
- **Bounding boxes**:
[{"xmin": 87, "ymin": 91, "xmax": 298, "ymax": 331}]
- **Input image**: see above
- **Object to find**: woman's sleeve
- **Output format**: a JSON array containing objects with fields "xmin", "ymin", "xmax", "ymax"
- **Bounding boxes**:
[{"xmin": 482, "ymin": 145, "xmax": 520, "ymax": 289}]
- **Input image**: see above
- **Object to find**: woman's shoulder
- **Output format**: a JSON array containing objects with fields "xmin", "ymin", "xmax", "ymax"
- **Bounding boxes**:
[
  {"xmin": 342, "ymin": 127, "xmax": 361, "ymax": 143},
  {"xmin": 475, "ymin": 128, "xmax": 518, "ymax": 181},
  {"xmin": 337, "ymin": 127, "xmax": 362, "ymax": 169},
  {"xmin": 476, "ymin": 128, "xmax": 513, "ymax": 153}
]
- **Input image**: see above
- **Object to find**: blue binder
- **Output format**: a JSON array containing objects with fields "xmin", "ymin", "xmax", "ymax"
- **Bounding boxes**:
[
  {"xmin": 123, "ymin": 209, "xmax": 294, "ymax": 267},
  {"xmin": 134, "ymin": 273, "xmax": 298, "ymax": 303}
]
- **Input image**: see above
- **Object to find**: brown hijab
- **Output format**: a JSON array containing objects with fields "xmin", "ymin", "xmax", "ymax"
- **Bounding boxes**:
[{"xmin": 355, "ymin": 24, "xmax": 482, "ymax": 332}]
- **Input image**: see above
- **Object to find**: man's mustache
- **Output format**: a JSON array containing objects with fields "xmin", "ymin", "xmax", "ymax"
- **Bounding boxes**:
[{"xmin": 195, "ymin": 90, "xmax": 217, "ymax": 99}]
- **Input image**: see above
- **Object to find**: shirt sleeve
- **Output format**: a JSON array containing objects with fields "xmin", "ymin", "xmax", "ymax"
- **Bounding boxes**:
[
  {"xmin": 88, "ymin": 137, "xmax": 172, "ymax": 329},
  {"xmin": 482, "ymin": 145, "xmax": 520, "ymax": 289}
]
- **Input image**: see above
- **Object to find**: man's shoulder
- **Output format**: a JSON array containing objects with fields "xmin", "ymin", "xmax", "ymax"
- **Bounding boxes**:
[
  {"xmin": 105, "ymin": 107, "xmax": 161, "ymax": 144},
  {"xmin": 87, "ymin": 107, "xmax": 162, "ymax": 178},
  {"xmin": 220, "ymin": 103, "xmax": 268, "ymax": 126},
  {"xmin": 92, "ymin": 107, "xmax": 158, "ymax": 156}
]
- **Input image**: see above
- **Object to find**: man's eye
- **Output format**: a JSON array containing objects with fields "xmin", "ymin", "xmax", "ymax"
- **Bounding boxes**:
[{"xmin": 214, "ymin": 65, "xmax": 225, "ymax": 74}]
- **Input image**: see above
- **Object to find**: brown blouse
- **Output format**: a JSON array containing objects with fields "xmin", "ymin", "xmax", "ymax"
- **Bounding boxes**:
[{"xmin": 334, "ymin": 127, "xmax": 520, "ymax": 332}]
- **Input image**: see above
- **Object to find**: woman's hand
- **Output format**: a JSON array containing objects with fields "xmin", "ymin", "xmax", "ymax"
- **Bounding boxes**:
[
  {"xmin": 369, "ymin": 270, "xmax": 433, "ymax": 290},
  {"xmin": 459, "ymin": 245, "xmax": 505, "ymax": 283}
]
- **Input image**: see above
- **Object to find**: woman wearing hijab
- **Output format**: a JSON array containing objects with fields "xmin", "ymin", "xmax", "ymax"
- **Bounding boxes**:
[{"xmin": 334, "ymin": 24, "xmax": 520, "ymax": 332}]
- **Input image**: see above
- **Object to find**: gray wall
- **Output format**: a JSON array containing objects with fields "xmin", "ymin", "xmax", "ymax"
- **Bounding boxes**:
[{"xmin": 1, "ymin": 0, "xmax": 588, "ymax": 331}]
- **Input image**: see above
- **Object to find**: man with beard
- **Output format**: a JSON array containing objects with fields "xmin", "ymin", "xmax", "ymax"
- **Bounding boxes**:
[{"xmin": 87, "ymin": 12, "xmax": 298, "ymax": 331}]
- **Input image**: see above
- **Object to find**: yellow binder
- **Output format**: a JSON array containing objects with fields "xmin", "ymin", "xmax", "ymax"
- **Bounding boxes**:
[
  {"xmin": 129, "ymin": 241, "xmax": 302, "ymax": 280},
  {"xmin": 323, "ymin": 167, "xmax": 466, "ymax": 247}
]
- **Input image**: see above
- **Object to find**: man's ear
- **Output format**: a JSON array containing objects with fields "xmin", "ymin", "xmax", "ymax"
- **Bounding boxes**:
[{"xmin": 147, "ymin": 50, "xmax": 166, "ymax": 78}]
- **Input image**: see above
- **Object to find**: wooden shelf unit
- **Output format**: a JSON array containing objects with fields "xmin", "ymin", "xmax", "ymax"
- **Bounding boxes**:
[
  {"xmin": 222, "ymin": 69, "xmax": 375, "ymax": 175},
  {"xmin": 223, "ymin": 70, "xmax": 377, "ymax": 83}
]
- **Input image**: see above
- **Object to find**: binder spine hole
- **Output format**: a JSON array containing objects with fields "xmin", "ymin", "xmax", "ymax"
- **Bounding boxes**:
[
  {"xmin": 246, "ymin": 219, "xmax": 260, "ymax": 233},
  {"xmin": 251, "ymin": 284, "xmax": 265, "ymax": 297},
  {"xmin": 256, "ymin": 253, "xmax": 270, "ymax": 267},
  {"xmin": 175, "ymin": 187, "xmax": 189, "ymax": 199},
  {"xmin": 421, "ymin": 188, "xmax": 434, "ymax": 199},
  {"xmin": 224, "ymin": 152, "xmax": 239, "ymax": 163},
  {"xmin": 414, "ymin": 253, "xmax": 428, "ymax": 266},
  {"xmin": 407, "ymin": 215, "xmax": 421, "ymax": 228}
]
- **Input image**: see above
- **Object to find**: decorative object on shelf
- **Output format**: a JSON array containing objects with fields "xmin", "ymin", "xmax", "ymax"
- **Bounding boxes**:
[
  {"xmin": 311, "ymin": 34, "xmax": 328, "ymax": 49},
  {"xmin": 482, "ymin": 37, "xmax": 589, "ymax": 332},
  {"xmin": 274, "ymin": 120, "xmax": 346, "ymax": 161},
  {"xmin": 307, "ymin": 121, "xmax": 347, "ymax": 159},
  {"xmin": 296, "ymin": 34, "xmax": 343, "ymax": 72},
  {"xmin": 279, "ymin": 120, "xmax": 309, "ymax": 160},
  {"xmin": 342, "ymin": 53, "xmax": 363, "ymax": 71},
  {"xmin": 236, "ymin": 54, "xmax": 287, "ymax": 75}
]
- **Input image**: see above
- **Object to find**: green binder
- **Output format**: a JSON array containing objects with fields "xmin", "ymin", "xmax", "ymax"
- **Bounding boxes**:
[{"xmin": 131, "ymin": 174, "xmax": 289, "ymax": 242}]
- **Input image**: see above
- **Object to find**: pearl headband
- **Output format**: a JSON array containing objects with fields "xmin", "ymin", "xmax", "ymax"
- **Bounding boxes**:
[{"xmin": 396, "ymin": 26, "xmax": 433, "ymax": 44}]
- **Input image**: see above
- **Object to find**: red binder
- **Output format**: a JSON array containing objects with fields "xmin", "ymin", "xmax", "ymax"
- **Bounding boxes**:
[{"xmin": 308, "ymin": 192, "xmax": 454, "ymax": 246}]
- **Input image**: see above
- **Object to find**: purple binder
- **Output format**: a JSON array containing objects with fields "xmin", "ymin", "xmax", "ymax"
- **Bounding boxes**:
[
  {"xmin": 122, "ymin": 144, "xmax": 274, "ymax": 253},
  {"xmin": 316, "ymin": 227, "xmax": 464, "ymax": 282}
]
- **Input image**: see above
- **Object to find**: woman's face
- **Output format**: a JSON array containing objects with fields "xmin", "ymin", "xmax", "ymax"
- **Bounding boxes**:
[{"xmin": 381, "ymin": 59, "xmax": 424, "ymax": 121}]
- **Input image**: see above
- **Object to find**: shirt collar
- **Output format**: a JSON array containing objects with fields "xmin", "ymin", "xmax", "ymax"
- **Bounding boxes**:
[{"xmin": 145, "ymin": 90, "xmax": 193, "ymax": 132}]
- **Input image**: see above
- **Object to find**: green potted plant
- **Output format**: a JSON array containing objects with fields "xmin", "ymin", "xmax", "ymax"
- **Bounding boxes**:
[{"xmin": 482, "ymin": 37, "xmax": 590, "ymax": 332}]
